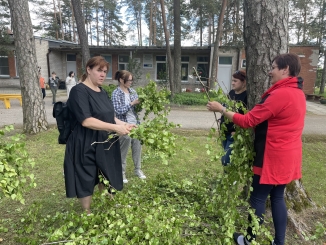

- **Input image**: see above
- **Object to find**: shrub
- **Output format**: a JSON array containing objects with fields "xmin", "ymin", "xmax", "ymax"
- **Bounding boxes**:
[
  {"xmin": 101, "ymin": 84, "xmax": 117, "ymax": 99},
  {"xmin": 171, "ymin": 92, "xmax": 219, "ymax": 105}
]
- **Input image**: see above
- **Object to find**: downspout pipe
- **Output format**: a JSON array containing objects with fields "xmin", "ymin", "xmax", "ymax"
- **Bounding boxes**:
[{"xmin": 47, "ymin": 50, "xmax": 51, "ymax": 79}]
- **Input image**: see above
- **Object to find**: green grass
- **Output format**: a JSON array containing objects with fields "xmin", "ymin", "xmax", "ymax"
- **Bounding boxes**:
[
  {"xmin": 314, "ymin": 87, "xmax": 326, "ymax": 98},
  {"xmin": 0, "ymin": 129, "xmax": 326, "ymax": 244}
]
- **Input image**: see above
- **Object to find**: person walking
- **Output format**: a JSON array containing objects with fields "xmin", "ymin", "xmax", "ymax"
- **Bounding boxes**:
[
  {"xmin": 66, "ymin": 71, "xmax": 77, "ymax": 98},
  {"xmin": 48, "ymin": 71, "xmax": 59, "ymax": 104},
  {"xmin": 111, "ymin": 70, "xmax": 146, "ymax": 183},
  {"xmin": 207, "ymin": 53, "xmax": 305, "ymax": 245},
  {"xmin": 39, "ymin": 73, "xmax": 46, "ymax": 99},
  {"xmin": 220, "ymin": 70, "xmax": 247, "ymax": 166},
  {"xmin": 64, "ymin": 57, "xmax": 134, "ymax": 214}
]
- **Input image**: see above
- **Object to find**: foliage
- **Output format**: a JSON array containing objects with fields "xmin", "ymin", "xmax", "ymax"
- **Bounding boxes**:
[
  {"xmin": 171, "ymin": 92, "xmax": 219, "ymax": 105},
  {"xmin": 0, "ymin": 125, "xmax": 36, "ymax": 204},
  {"xmin": 127, "ymin": 53, "xmax": 142, "ymax": 85},
  {"xmin": 0, "ymin": 129, "xmax": 326, "ymax": 244},
  {"xmin": 130, "ymin": 79, "xmax": 179, "ymax": 164},
  {"xmin": 101, "ymin": 84, "xmax": 117, "ymax": 99}
]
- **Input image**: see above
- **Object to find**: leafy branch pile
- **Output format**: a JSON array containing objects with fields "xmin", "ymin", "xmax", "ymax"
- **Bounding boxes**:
[
  {"xmin": 0, "ymin": 125, "xmax": 36, "ymax": 204},
  {"xmin": 130, "ymin": 79, "xmax": 180, "ymax": 164},
  {"xmin": 203, "ymin": 87, "xmax": 273, "ymax": 244}
]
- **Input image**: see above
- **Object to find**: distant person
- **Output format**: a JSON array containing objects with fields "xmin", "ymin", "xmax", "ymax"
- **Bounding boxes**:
[
  {"xmin": 207, "ymin": 53, "xmax": 305, "ymax": 245},
  {"xmin": 220, "ymin": 70, "xmax": 247, "ymax": 166},
  {"xmin": 64, "ymin": 56, "xmax": 134, "ymax": 214},
  {"xmin": 111, "ymin": 70, "xmax": 146, "ymax": 183},
  {"xmin": 48, "ymin": 71, "xmax": 59, "ymax": 104},
  {"xmin": 66, "ymin": 71, "xmax": 77, "ymax": 98},
  {"xmin": 39, "ymin": 73, "xmax": 46, "ymax": 99}
]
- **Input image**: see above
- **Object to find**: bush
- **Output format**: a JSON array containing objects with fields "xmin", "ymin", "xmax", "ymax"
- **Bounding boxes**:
[
  {"xmin": 171, "ymin": 92, "xmax": 219, "ymax": 105},
  {"xmin": 101, "ymin": 84, "xmax": 118, "ymax": 99}
]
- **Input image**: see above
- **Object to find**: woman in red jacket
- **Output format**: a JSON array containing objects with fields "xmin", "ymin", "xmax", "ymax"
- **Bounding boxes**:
[{"xmin": 207, "ymin": 53, "xmax": 306, "ymax": 245}]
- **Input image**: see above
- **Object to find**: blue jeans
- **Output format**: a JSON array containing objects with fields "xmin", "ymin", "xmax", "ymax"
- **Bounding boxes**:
[
  {"xmin": 221, "ymin": 134, "xmax": 234, "ymax": 166},
  {"xmin": 246, "ymin": 175, "xmax": 287, "ymax": 245}
]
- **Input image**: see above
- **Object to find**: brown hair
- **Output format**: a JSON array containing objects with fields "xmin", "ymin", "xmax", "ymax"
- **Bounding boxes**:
[
  {"xmin": 115, "ymin": 70, "xmax": 133, "ymax": 84},
  {"xmin": 81, "ymin": 56, "xmax": 110, "ymax": 82},
  {"xmin": 233, "ymin": 70, "xmax": 246, "ymax": 81},
  {"xmin": 272, "ymin": 53, "xmax": 301, "ymax": 76}
]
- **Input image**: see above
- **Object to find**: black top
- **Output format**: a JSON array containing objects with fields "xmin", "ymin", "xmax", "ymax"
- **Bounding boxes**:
[
  {"xmin": 64, "ymin": 83, "xmax": 123, "ymax": 198},
  {"xmin": 220, "ymin": 90, "xmax": 247, "ymax": 135}
]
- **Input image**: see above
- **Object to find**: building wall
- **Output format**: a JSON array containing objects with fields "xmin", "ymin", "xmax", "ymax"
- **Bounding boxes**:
[
  {"xmin": 34, "ymin": 37, "xmax": 49, "ymax": 80},
  {"xmin": 289, "ymin": 46, "xmax": 318, "ymax": 95},
  {"xmin": 48, "ymin": 51, "xmax": 64, "ymax": 80}
]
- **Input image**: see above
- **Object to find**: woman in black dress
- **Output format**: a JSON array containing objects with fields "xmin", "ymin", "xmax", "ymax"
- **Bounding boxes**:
[{"xmin": 64, "ymin": 56, "xmax": 134, "ymax": 214}]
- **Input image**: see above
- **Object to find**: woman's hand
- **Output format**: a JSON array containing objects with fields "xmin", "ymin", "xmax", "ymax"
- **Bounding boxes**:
[
  {"xmin": 131, "ymin": 99, "xmax": 140, "ymax": 106},
  {"xmin": 207, "ymin": 101, "xmax": 223, "ymax": 113},
  {"xmin": 114, "ymin": 124, "xmax": 133, "ymax": 136}
]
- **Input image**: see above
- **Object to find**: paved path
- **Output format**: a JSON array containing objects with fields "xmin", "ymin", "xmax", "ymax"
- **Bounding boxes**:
[{"xmin": 0, "ymin": 89, "xmax": 325, "ymax": 135}]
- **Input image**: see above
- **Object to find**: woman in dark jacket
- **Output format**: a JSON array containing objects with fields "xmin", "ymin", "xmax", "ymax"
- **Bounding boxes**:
[
  {"xmin": 64, "ymin": 56, "xmax": 134, "ymax": 214},
  {"xmin": 207, "ymin": 53, "xmax": 305, "ymax": 245},
  {"xmin": 220, "ymin": 70, "xmax": 247, "ymax": 166}
]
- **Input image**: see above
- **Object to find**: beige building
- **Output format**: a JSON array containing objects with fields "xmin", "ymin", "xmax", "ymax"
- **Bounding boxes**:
[{"xmin": 0, "ymin": 37, "xmax": 319, "ymax": 95}]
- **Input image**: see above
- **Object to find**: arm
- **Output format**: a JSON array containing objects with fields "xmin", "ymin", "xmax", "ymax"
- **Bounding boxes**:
[
  {"xmin": 207, "ymin": 101, "xmax": 236, "ymax": 121},
  {"xmin": 207, "ymin": 101, "xmax": 273, "ymax": 128},
  {"xmin": 111, "ymin": 89, "xmax": 132, "ymax": 115},
  {"xmin": 82, "ymin": 117, "xmax": 132, "ymax": 135}
]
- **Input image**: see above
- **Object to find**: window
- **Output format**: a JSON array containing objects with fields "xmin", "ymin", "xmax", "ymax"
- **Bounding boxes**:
[
  {"xmin": 181, "ymin": 56, "xmax": 189, "ymax": 82},
  {"xmin": 241, "ymin": 59, "xmax": 246, "ymax": 68},
  {"xmin": 0, "ymin": 56, "xmax": 9, "ymax": 76},
  {"xmin": 119, "ymin": 55, "xmax": 129, "ymax": 70},
  {"xmin": 197, "ymin": 63, "xmax": 209, "ymax": 82},
  {"xmin": 67, "ymin": 54, "xmax": 76, "ymax": 61},
  {"xmin": 196, "ymin": 56, "xmax": 209, "ymax": 82},
  {"xmin": 197, "ymin": 56, "xmax": 209, "ymax": 62},
  {"xmin": 103, "ymin": 55, "xmax": 112, "ymax": 78},
  {"xmin": 156, "ymin": 56, "xmax": 167, "ymax": 80},
  {"xmin": 181, "ymin": 63, "xmax": 189, "ymax": 81},
  {"xmin": 181, "ymin": 56, "xmax": 189, "ymax": 62},
  {"xmin": 219, "ymin": 56, "xmax": 232, "ymax": 65}
]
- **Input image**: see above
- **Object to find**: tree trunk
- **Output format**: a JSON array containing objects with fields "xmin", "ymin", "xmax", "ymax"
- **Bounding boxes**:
[
  {"xmin": 244, "ymin": 0, "xmax": 288, "ymax": 108},
  {"xmin": 96, "ymin": 0, "xmax": 99, "ymax": 46},
  {"xmin": 153, "ymin": 1, "xmax": 157, "ymax": 45},
  {"xmin": 244, "ymin": 0, "xmax": 316, "ymax": 239},
  {"xmin": 52, "ymin": 0, "xmax": 58, "ymax": 39},
  {"xmin": 320, "ymin": 49, "xmax": 326, "ymax": 94},
  {"xmin": 159, "ymin": 0, "xmax": 174, "ymax": 95},
  {"xmin": 71, "ymin": 2, "xmax": 76, "ymax": 42},
  {"xmin": 8, "ymin": 0, "xmax": 48, "ymax": 134},
  {"xmin": 139, "ymin": 9, "xmax": 142, "ymax": 46},
  {"xmin": 173, "ymin": 0, "xmax": 181, "ymax": 94},
  {"xmin": 149, "ymin": 0, "xmax": 153, "ymax": 45},
  {"xmin": 57, "ymin": 0, "xmax": 64, "ymax": 39},
  {"xmin": 210, "ymin": 0, "xmax": 227, "ymax": 89},
  {"xmin": 71, "ymin": 0, "xmax": 90, "ymax": 68}
]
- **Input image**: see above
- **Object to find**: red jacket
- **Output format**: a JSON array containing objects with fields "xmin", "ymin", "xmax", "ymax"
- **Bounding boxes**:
[{"xmin": 233, "ymin": 77, "xmax": 306, "ymax": 185}]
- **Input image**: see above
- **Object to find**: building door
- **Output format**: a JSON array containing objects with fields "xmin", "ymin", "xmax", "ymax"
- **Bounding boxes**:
[
  {"xmin": 217, "ymin": 65, "xmax": 232, "ymax": 93},
  {"xmin": 66, "ymin": 54, "xmax": 77, "ymax": 77}
]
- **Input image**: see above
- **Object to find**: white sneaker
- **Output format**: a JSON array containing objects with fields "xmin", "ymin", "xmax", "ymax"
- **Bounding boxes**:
[
  {"xmin": 135, "ymin": 170, "xmax": 146, "ymax": 179},
  {"xmin": 123, "ymin": 173, "xmax": 128, "ymax": 183}
]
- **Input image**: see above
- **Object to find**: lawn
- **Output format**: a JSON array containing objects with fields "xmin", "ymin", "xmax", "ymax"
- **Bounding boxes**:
[{"xmin": 0, "ymin": 128, "xmax": 325, "ymax": 244}]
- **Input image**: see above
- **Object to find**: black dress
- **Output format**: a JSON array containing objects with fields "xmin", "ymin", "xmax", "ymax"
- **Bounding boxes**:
[{"xmin": 64, "ymin": 83, "xmax": 123, "ymax": 198}]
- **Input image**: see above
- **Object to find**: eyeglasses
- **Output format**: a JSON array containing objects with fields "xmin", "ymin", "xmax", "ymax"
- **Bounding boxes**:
[
  {"xmin": 234, "ymin": 70, "xmax": 246, "ymax": 79},
  {"xmin": 125, "ymin": 79, "xmax": 133, "ymax": 82}
]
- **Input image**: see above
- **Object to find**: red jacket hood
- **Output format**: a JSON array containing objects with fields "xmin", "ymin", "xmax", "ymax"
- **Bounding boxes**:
[{"xmin": 262, "ymin": 76, "xmax": 303, "ymax": 99}]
